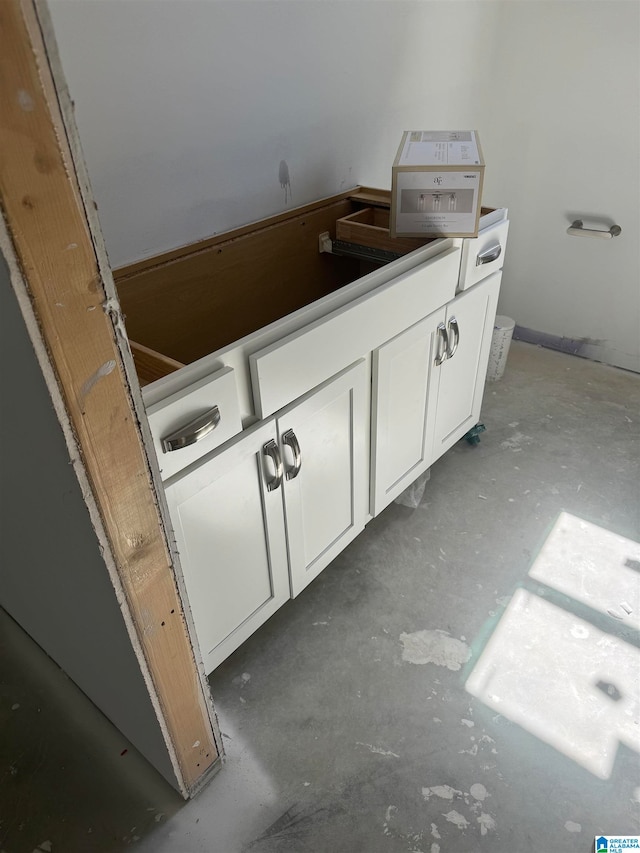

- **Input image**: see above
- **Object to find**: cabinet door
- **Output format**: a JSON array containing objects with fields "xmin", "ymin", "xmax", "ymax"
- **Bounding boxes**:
[
  {"xmin": 278, "ymin": 360, "xmax": 369, "ymax": 598},
  {"xmin": 371, "ymin": 310, "xmax": 444, "ymax": 516},
  {"xmin": 165, "ymin": 420, "xmax": 289, "ymax": 674},
  {"xmin": 430, "ymin": 271, "xmax": 501, "ymax": 462}
]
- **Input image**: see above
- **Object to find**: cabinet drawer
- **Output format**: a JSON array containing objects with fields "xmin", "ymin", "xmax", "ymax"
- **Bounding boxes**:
[
  {"xmin": 458, "ymin": 210, "xmax": 509, "ymax": 291},
  {"xmin": 250, "ymin": 246, "xmax": 460, "ymax": 418},
  {"xmin": 146, "ymin": 366, "xmax": 242, "ymax": 480}
]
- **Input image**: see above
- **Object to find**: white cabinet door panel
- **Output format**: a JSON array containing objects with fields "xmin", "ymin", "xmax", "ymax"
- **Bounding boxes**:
[
  {"xmin": 165, "ymin": 420, "xmax": 289, "ymax": 674},
  {"xmin": 279, "ymin": 360, "xmax": 369, "ymax": 597},
  {"xmin": 250, "ymin": 247, "xmax": 459, "ymax": 418},
  {"xmin": 371, "ymin": 312, "xmax": 442, "ymax": 515},
  {"xmin": 430, "ymin": 272, "xmax": 501, "ymax": 462}
]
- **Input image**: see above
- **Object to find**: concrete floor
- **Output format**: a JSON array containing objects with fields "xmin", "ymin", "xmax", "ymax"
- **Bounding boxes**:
[{"xmin": 2, "ymin": 341, "xmax": 639, "ymax": 853}]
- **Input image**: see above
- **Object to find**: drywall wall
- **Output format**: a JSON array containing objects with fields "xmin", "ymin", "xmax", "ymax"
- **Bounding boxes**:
[
  {"xmin": 0, "ymin": 253, "xmax": 178, "ymax": 789},
  {"xmin": 478, "ymin": 1, "xmax": 640, "ymax": 372},
  {"xmin": 48, "ymin": 0, "xmax": 638, "ymax": 371},
  {"xmin": 48, "ymin": 0, "xmax": 495, "ymax": 266}
]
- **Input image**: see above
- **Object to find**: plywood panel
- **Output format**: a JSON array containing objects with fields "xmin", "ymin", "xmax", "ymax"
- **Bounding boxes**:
[{"xmin": 130, "ymin": 340, "xmax": 185, "ymax": 386}]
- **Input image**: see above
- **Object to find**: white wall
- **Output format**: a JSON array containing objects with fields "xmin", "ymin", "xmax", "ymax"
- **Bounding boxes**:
[
  {"xmin": 49, "ymin": 0, "xmax": 496, "ymax": 264},
  {"xmin": 49, "ymin": 0, "xmax": 639, "ymax": 371},
  {"xmin": 479, "ymin": 1, "xmax": 640, "ymax": 372}
]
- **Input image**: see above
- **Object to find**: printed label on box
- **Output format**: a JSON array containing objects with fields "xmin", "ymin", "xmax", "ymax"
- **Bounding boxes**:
[
  {"xmin": 393, "ymin": 170, "xmax": 480, "ymax": 235},
  {"xmin": 399, "ymin": 131, "xmax": 481, "ymax": 167}
]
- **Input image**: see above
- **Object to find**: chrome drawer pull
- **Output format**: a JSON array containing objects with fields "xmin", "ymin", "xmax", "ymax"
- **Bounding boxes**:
[
  {"xmin": 282, "ymin": 429, "xmax": 302, "ymax": 480},
  {"xmin": 161, "ymin": 406, "xmax": 220, "ymax": 452},
  {"xmin": 435, "ymin": 322, "xmax": 449, "ymax": 366},
  {"xmin": 263, "ymin": 440, "xmax": 283, "ymax": 491},
  {"xmin": 447, "ymin": 316, "xmax": 460, "ymax": 358},
  {"xmin": 476, "ymin": 243, "xmax": 502, "ymax": 266}
]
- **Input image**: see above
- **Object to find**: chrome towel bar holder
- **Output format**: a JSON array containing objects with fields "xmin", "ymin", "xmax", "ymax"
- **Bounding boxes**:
[{"xmin": 567, "ymin": 219, "xmax": 622, "ymax": 239}]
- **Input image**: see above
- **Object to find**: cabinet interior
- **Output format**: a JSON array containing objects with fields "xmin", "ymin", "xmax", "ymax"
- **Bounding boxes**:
[
  {"xmin": 114, "ymin": 187, "xmax": 494, "ymax": 387},
  {"xmin": 114, "ymin": 189, "xmax": 425, "ymax": 385}
]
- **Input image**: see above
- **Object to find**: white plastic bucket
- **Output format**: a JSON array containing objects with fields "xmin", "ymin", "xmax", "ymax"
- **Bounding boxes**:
[{"xmin": 486, "ymin": 315, "xmax": 515, "ymax": 381}]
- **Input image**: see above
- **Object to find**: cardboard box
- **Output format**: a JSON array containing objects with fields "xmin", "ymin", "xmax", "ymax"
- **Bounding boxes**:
[{"xmin": 391, "ymin": 131, "xmax": 484, "ymax": 238}]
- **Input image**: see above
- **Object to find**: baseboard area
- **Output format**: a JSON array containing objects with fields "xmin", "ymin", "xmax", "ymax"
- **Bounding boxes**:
[{"xmin": 513, "ymin": 325, "xmax": 640, "ymax": 374}]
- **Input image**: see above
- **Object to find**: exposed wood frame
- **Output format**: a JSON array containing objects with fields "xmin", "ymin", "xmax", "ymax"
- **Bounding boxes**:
[{"xmin": 0, "ymin": 0, "xmax": 221, "ymax": 795}]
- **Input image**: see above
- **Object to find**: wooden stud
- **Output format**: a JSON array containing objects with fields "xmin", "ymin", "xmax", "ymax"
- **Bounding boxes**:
[{"xmin": 0, "ymin": 0, "xmax": 220, "ymax": 793}]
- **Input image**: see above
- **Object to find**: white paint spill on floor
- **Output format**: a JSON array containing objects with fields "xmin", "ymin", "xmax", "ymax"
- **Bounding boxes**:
[
  {"xmin": 232, "ymin": 672, "xmax": 251, "ymax": 687},
  {"xmin": 470, "ymin": 783, "xmax": 489, "ymax": 801},
  {"xmin": 356, "ymin": 742, "xmax": 399, "ymax": 758},
  {"xmin": 478, "ymin": 812, "xmax": 496, "ymax": 835},
  {"xmin": 383, "ymin": 805, "xmax": 397, "ymax": 836},
  {"xmin": 422, "ymin": 785, "xmax": 461, "ymax": 801},
  {"xmin": 400, "ymin": 630, "xmax": 471, "ymax": 670},
  {"xmin": 461, "ymin": 718, "xmax": 474, "ymax": 727},
  {"xmin": 442, "ymin": 810, "xmax": 469, "ymax": 828},
  {"xmin": 564, "ymin": 821, "xmax": 582, "ymax": 832},
  {"xmin": 500, "ymin": 431, "xmax": 532, "ymax": 450},
  {"xmin": 430, "ymin": 844, "xmax": 440, "ymax": 853},
  {"xmin": 430, "ymin": 823, "xmax": 440, "ymax": 839},
  {"xmin": 570, "ymin": 624, "xmax": 589, "ymax": 639}
]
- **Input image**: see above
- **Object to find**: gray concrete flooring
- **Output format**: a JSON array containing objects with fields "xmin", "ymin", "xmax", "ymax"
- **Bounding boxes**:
[{"xmin": 2, "ymin": 341, "xmax": 639, "ymax": 853}]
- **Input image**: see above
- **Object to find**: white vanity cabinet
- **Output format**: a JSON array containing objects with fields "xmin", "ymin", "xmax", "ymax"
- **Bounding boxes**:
[
  {"xmin": 429, "ymin": 271, "xmax": 501, "ymax": 462},
  {"xmin": 116, "ymin": 189, "xmax": 509, "ymax": 673},
  {"xmin": 370, "ymin": 310, "xmax": 441, "ymax": 515},
  {"xmin": 165, "ymin": 360, "xmax": 368, "ymax": 671},
  {"xmin": 370, "ymin": 271, "xmax": 501, "ymax": 516},
  {"xmin": 277, "ymin": 360, "xmax": 369, "ymax": 598},
  {"xmin": 164, "ymin": 419, "xmax": 290, "ymax": 674}
]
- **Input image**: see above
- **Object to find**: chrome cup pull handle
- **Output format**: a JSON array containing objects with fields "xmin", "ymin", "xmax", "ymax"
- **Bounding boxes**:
[
  {"xmin": 447, "ymin": 316, "xmax": 460, "ymax": 359},
  {"xmin": 282, "ymin": 429, "xmax": 302, "ymax": 480},
  {"xmin": 161, "ymin": 406, "xmax": 220, "ymax": 453},
  {"xmin": 435, "ymin": 322, "xmax": 449, "ymax": 366},
  {"xmin": 263, "ymin": 439, "xmax": 283, "ymax": 492},
  {"xmin": 476, "ymin": 243, "xmax": 502, "ymax": 266}
]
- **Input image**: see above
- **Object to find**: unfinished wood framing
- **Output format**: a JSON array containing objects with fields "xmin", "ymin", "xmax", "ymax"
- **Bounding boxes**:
[{"xmin": 0, "ymin": 0, "xmax": 220, "ymax": 794}]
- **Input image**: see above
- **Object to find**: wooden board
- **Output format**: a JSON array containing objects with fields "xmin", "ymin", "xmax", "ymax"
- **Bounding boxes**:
[
  {"xmin": 336, "ymin": 207, "xmax": 433, "ymax": 255},
  {"xmin": 115, "ymin": 199, "xmax": 360, "ymax": 365},
  {"xmin": 0, "ymin": 0, "xmax": 219, "ymax": 795},
  {"xmin": 130, "ymin": 340, "xmax": 185, "ymax": 386},
  {"xmin": 349, "ymin": 187, "xmax": 392, "ymax": 208}
]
